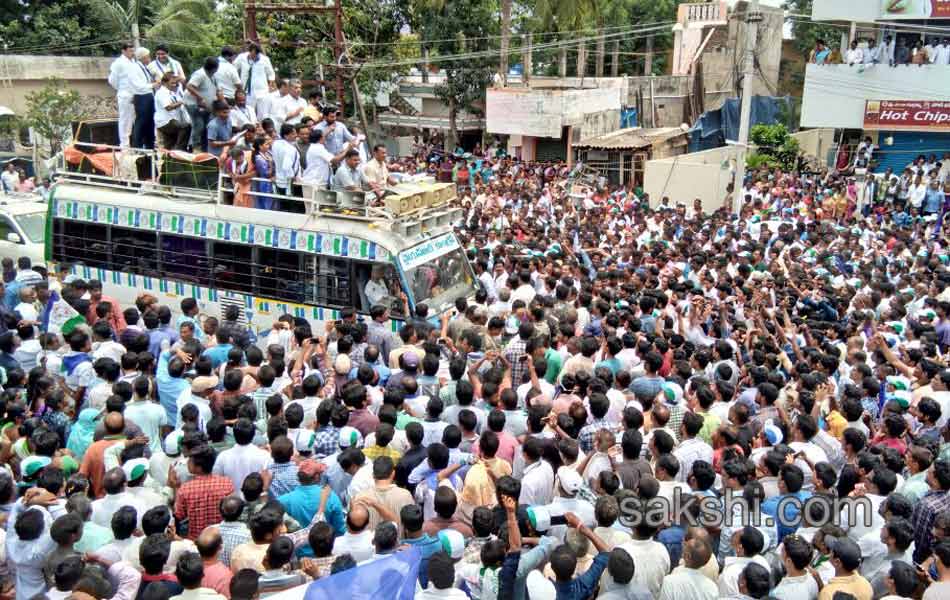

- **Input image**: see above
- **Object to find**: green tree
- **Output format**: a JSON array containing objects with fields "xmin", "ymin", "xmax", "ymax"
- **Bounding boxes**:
[
  {"xmin": 0, "ymin": 0, "xmax": 106, "ymax": 55},
  {"xmin": 748, "ymin": 123, "xmax": 799, "ymax": 170},
  {"xmin": 784, "ymin": 0, "xmax": 839, "ymax": 57},
  {"xmin": 22, "ymin": 78, "xmax": 90, "ymax": 156},
  {"xmin": 89, "ymin": 0, "xmax": 213, "ymax": 49}
]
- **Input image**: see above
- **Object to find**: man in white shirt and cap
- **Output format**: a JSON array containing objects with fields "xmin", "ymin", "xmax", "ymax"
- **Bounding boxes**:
[{"xmin": 108, "ymin": 42, "xmax": 137, "ymax": 147}]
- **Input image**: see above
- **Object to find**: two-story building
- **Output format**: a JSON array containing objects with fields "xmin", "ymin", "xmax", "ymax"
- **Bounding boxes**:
[{"xmin": 800, "ymin": 0, "xmax": 950, "ymax": 173}]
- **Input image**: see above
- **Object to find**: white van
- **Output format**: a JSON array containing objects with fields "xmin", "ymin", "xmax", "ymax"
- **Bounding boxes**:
[{"xmin": 0, "ymin": 192, "xmax": 47, "ymax": 266}]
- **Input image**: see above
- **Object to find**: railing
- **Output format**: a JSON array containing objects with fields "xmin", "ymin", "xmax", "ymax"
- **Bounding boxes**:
[
  {"xmin": 54, "ymin": 142, "xmax": 462, "ymax": 236},
  {"xmin": 680, "ymin": 1, "xmax": 728, "ymax": 25}
]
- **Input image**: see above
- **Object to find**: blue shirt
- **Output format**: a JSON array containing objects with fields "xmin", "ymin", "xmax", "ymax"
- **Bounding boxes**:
[
  {"xmin": 176, "ymin": 314, "xmax": 205, "ymax": 342},
  {"xmin": 148, "ymin": 327, "xmax": 179, "ymax": 360},
  {"xmin": 924, "ymin": 188, "xmax": 944, "ymax": 213},
  {"xmin": 156, "ymin": 351, "xmax": 191, "ymax": 426},
  {"xmin": 277, "ymin": 484, "xmax": 346, "ymax": 556},
  {"xmin": 207, "ymin": 117, "xmax": 233, "ymax": 157},
  {"xmin": 552, "ymin": 551, "xmax": 609, "ymax": 600},
  {"xmin": 402, "ymin": 534, "xmax": 442, "ymax": 588},
  {"xmin": 656, "ymin": 524, "xmax": 685, "ymax": 567},
  {"xmin": 762, "ymin": 490, "xmax": 812, "ymax": 542},
  {"xmin": 202, "ymin": 343, "xmax": 233, "ymax": 370}
]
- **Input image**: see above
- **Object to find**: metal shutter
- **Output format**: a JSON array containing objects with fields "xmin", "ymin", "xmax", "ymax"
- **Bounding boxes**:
[{"xmin": 875, "ymin": 131, "xmax": 950, "ymax": 174}]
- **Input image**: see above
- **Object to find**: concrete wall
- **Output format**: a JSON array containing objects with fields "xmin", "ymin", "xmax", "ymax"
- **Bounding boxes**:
[
  {"xmin": 486, "ymin": 86, "xmax": 622, "ymax": 138},
  {"xmin": 0, "ymin": 55, "xmax": 115, "ymax": 116},
  {"xmin": 800, "ymin": 63, "xmax": 950, "ymax": 129},
  {"xmin": 792, "ymin": 128, "xmax": 837, "ymax": 165},
  {"xmin": 644, "ymin": 145, "xmax": 736, "ymax": 212}
]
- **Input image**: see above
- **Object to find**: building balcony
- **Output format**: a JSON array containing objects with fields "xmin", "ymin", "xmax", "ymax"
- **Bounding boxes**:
[
  {"xmin": 800, "ymin": 63, "xmax": 950, "ymax": 129},
  {"xmin": 678, "ymin": 1, "xmax": 728, "ymax": 26}
]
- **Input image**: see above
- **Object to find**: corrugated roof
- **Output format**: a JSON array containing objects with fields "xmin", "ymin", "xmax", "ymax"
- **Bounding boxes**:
[{"xmin": 575, "ymin": 126, "xmax": 689, "ymax": 150}]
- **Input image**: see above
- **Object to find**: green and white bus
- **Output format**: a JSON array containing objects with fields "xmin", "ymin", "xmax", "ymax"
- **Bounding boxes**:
[{"xmin": 47, "ymin": 145, "xmax": 477, "ymax": 335}]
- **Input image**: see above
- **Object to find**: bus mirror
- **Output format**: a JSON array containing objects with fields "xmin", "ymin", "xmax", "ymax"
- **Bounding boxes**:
[{"xmin": 6, "ymin": 232, "xmax": 21, "ymax": 244}]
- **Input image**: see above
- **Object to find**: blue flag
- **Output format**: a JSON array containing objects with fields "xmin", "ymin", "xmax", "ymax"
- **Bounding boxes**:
[{"xmin": 303, "ymin": 547, "xmax": 421, "ymax": 600}]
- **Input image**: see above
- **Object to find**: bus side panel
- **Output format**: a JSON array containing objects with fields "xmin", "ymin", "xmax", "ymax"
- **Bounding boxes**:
[{"xmin": 72, "ymin": 265, "xmax": 400, "ymax": 346}]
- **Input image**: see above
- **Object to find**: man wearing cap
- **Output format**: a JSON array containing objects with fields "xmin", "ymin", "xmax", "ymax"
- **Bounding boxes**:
[
  {"xmin": 277, "ymin": 459, "xmax": 345, "ymax": 550},
  {"xmin": 178, "ymin": 375, "xmax": 218, "ymax": 432},
  {"xmin": 818, "ymin": 536, "xmax": 873, "ymax": 600}
]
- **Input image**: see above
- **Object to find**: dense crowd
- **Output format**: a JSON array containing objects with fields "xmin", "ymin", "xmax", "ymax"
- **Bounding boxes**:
[{"xmin": 0, "ymin": 35, "xmax": 946, "ymax": 600}]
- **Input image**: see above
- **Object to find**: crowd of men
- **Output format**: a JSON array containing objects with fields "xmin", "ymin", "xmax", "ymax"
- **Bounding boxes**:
[
  {"xmin": 9, "ymin": 65, "xmax": 950, "ymax": 600},
  {"xmin": 107, "ymin": 41, "xmax": 396, "ymax": 211},
  {"xmin": 810, "ymin": 35, "xmax": 950, "ymax": 66}
]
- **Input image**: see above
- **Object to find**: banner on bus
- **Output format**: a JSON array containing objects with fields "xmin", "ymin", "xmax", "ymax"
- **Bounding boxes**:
[
  {"xmin": 863, "ymin": 100, "xmax": 950, "ymax": 131},
  {"xmin": 398, "ymin": 232, "xmax": 460, "ymax": 272}
]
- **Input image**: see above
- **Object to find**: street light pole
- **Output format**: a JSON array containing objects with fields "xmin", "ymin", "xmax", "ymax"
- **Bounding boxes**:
[{"xmin": 733, "ymin": 0, "xmax": 762, "ymax": 215}]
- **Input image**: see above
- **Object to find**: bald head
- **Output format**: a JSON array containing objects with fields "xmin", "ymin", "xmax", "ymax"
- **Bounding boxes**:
[
  {"xmin": 104, "ymin": 411, "xmax": 125, "ymax": 435},
  {"xmin": 347, "ymin": 503, "xmax": 369, "ymax": 532},
  {"xmin": 683, "ymin": 538, "xmax": 712, "ymax": 569},
  {"xmin": 652, "ymin": 403, "xmax": 670, "ymax": 426},
  {"xmin": 196, "ymin": 528, "xmax": 222, "ymax": 559}
]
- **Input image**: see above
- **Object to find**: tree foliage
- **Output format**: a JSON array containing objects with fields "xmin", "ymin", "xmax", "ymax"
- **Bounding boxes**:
[
  {"xmin": 22, "ymin": 78, "xmax": 90, "ymax": 155},
  {"xmin": 748, "ymin": 123, "xmax": 799, "ymax": 170},
  {"xmin": 0, "ymin": 0, "xmax": 106, "ymax": 55},
  {"xmin": 784, "ymin": 0, "xmax": 840, "ymax": 57}
]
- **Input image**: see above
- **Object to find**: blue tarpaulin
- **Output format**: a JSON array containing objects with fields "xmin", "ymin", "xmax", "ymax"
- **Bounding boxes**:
[
  {"xmin": 621, "ymin": 107, "xmax": 638, "ymax": 128},
  {"xmin": 688, "ymin": 95, "xmax": 793, "ymax": 152},
  {"xmin": 303, "ymin": 547, "xmax": 421, "ymax": 600}
]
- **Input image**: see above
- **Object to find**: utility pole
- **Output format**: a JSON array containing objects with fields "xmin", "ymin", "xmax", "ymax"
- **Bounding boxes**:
[
  {"xmin": 733, "ymin": 0, "xmax": 762, "ymax": 215},
  {"xmin": 245, "ymin": 0, "xmax": 346, "ymax": 111}
]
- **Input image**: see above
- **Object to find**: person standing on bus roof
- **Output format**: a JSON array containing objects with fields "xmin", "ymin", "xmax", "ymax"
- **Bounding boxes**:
[
  {"xmin": 108, "ymin": 42, "xmax": 136, "ymax": 147},
  {"xmin": 314, "ymin": 109, "xmax": 355, "ymax": 155},
  {"xmin": 271, "ymin": 124, "xmax": 301, "ymax": 206},
  {"xmin": 130, "ymin": 47, "xmax": 160, "ymax": 150}
]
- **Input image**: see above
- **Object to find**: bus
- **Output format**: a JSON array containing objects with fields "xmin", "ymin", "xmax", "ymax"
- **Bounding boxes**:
[{"xmin": 47, "ymin": 144, "xmax": 477, "ymax": 336}]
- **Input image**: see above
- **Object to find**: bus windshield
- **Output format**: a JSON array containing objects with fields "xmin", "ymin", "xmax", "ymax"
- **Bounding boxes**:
[{"xmin": 398, "ymin": 233, "xmax": 476, "ymax": 313}]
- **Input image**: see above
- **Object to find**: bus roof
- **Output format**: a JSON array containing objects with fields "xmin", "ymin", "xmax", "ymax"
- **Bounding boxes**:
[{"xmin": 52, "ymin": 182, "xmax": 452, "ymax": 258}]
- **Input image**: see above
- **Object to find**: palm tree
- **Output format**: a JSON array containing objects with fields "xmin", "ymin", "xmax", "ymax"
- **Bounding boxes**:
[{"xmin": 90, "ymin": 0, "xmax": 213, "ymax": 49}]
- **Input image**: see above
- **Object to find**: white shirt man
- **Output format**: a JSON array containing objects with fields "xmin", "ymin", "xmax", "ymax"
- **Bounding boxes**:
[
  {"xmin": 92, "ymin": 490, "xmax": 146, "ymax": 529},
  {"xmin": 214, "ymin": 52, "xmax": 242, "ymax": 101},
  {"xmin": 229, "ymin": 100, "xmax": 257, "ymax": 130},
  {"xmin": 846, "ymin": 45, "xmax": 865, "ymax": 65},
  {"xmin": 280, "ymin": 85, "xmax": 308, "ymax": 127},
  {"xmin": 237, "ymin": 48, "xmax": 276, "ymax": 112},
  {"xmin": 518, "ymin": 454, "xmax": 555, "ymax": 506},
  {"xmin": 155, "ymin": 85, "xmax": 189, "ymax": 130},
  {"xmin": 108, "ymin": 45, "xmax": 137, "ymax": 146},
  {"xmin": 148, "ymin": 53, "xmax": 186, "ymax": 90},
  {"xmin": 332, "ymin": 529, "xmax": 374, "ymax": 562},
  {"xmin": 213, "ymin": 438, "xmax": 272, "ymax": 490},
  {"xmin": 303, "ymin": 141, "xmax": 335, "ymax": 187},
  {"xmin": 271, "ymin": 135, "xmax": 301, "ymax": 191},
  {"xmin": 617, "ymin": 538, "xmax": 671, "ymax": 597}
]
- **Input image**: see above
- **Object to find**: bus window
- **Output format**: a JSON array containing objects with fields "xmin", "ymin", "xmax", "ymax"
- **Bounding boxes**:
[
  {"xmin": 211, "ymin": 242, "xmax": 254, "ymax": 294},
  {"xmin": 161, "ymin": 234, "xmax": 210, "ymax": 286},
  {"xmin": 305, "ymin": 256, "xmax": 351, "ymax": 307},
  {"xmin": 111, "ymin": 226, "xmax": 159, "ymax": 276},
  {"xmin": 353, "ymin": 262, "xmax": 404, "ymax": 316},
  {"xmin": 53, "ymin": 220, "xmax": 110, "ymax": 268},
  {"xmin": 258, "ymin": 248, "xmax": 304, "ymax": 303}
]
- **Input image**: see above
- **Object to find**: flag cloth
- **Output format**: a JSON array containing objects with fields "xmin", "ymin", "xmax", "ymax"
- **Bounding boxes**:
[
  {"xmin": 44, "ymin": 292, "xmax": 85, "ymax": 335},
  {"xmin": 301, "ymin": 547, "xmax": 420, "ymax": 600}
]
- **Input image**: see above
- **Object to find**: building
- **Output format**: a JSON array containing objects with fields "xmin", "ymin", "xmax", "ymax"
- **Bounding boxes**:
[
  {"xmin": 0, "ymin": 54, "xmax": 115, "ymax": 161},
  {"xmin": 573, "ymin": 126, "xmax": 690, "ymax": 187},
  {"xmin": 628, "ymin": 0, "xmax": 784, "ymax": 130},
  {"xmin": 800, "ymin": 0, "xmax": 950, "ymax": 173},
  {"xmin": 484, "ymin": 83, "xmax": 624, "ymax": 163}
]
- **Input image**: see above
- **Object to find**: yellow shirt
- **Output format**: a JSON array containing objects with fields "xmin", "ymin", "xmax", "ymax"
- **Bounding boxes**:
[
  {"xmin": 818, "ymin": 573, "xmax": 873, "ymax": 600},
  {"xmin": 826, "ymin": 410, "xmax": 848, "ymax": 439}
]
